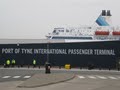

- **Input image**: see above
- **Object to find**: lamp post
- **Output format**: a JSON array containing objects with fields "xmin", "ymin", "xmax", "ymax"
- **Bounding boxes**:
[
  {"xmin": 47, "ymin": 41, "xmax": 49, "ymax": 63},
  {"xmin": 45, "ymin": 40, "xmax": 51, "ymax": 74}
]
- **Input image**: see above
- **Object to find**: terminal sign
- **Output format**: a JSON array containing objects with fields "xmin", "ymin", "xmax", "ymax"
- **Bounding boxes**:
[{"xmin": 1, "ymin": 48, "xmax": 115, "ymax": 56}]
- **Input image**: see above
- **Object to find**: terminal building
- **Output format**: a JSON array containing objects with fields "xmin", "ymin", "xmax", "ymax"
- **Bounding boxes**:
[{"xmin": 0, "ymin": 39, "xmax": 120, "ymax": 69}]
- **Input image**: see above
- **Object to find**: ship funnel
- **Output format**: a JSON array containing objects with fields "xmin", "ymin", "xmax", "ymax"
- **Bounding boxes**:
[
  {"xmin": 102, "ymin": 10, "xmax": 106, "ymax": 16},
  {"xmin": 95, "ymin": 10, "xmax": 112, "ymax": 26},
  {"xmin": 107, "ymin": 10, "xmax": 111, "ymax": 16}
]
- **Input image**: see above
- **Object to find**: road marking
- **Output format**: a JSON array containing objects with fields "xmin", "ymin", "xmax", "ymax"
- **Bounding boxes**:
[
  {"xmin": 88, "ymin": 76, "xmax": 96, "ymax": 79},
  {"xmin": 96, "ymin": 76, "xmax": 107, "ymax": 79},
  {"xmin": 78, "ymin": 75, "xmax": 85, "ymax": 79},
  {"xmin": 23, "ymin": 76, "xmax": 31, "ymax": 78},
  {"xmin": 108, "ymin": 76, "xmax": 117, "ymax": 80},
  {"xmin": 2, "ymin": 76, "xmax": 11, "ymax": 78},
  {"xmin": 13, "ymin": 76, "xmax": 21, "ymax": 78}
]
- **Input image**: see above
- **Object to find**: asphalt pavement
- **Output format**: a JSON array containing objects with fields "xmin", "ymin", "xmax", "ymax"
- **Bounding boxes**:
[{"xmin": 0, "ymin": 67, "xmax": 120, "ymax": 90}]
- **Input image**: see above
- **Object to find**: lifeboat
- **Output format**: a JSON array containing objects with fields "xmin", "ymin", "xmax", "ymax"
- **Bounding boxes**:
[
  {"xmin": 112, "ymin": 31, "xmax": 120, "ymax": 35},
  {"xmin": 95, "ymin": 31, "xmax": 109, "ymax": 35}
]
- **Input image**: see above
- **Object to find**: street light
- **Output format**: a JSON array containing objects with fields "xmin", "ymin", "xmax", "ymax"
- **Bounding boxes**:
[
  {"xmin": 46, "ymin": 39, "xmax": 51, "ymax": 63},
  {"xmin": 45, "ymin": 40, "xmax": 51, "ymax": 74},
  {"xmin": 47, "ymin": 41, "xmax": 49, "ymax": 63}
]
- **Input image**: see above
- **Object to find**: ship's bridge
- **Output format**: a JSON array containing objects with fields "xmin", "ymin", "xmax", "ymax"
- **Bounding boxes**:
[
  {"xmin": 46, "ymin": 26, "xmax": 94, "ymax": 40},
  {"xmin": 52, "ymin": 26, "xmax": 94, "ymax": 36}
]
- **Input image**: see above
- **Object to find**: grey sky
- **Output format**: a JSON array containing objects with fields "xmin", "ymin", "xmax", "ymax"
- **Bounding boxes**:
[{"xmin": 0, "ymin": 0, "xmax": 120, "ymax": 39}]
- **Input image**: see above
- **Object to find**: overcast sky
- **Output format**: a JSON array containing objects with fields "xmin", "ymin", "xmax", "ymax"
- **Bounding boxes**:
[{"xmin": 0, "ymin": 0, "xmax": 120, "ymax": 39}]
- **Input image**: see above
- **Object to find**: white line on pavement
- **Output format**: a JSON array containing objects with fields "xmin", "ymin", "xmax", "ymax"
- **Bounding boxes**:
[
  {"xmin": 108, "ymin": 76, "xmax": 117, "ymax": 80},
  {"xmin": 96, "ymin": 76, "xmax": 107, "ymax": 79},
  {"xmin": 88, "ymin": 76, "xmax": 97, "ymax": 79},
  {"xmin": 78, "ymin": 75, "xmax": 85, "ymax": 79},
  {"xmin": 2, "ymin": 76, "xmax": 11, "ymax": 78},
  {"xmin": 23, "ymin": 76, "xmax": 31, "ymax": 78},
  {"xmin": 13, "ymin": 76, "xmax": 21, "ymax": 78}
]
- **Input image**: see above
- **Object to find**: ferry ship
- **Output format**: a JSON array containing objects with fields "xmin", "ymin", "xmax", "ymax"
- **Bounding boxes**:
[
  {"xmin": 46, "ymin": 10, "xmax": 120, "ymax": 41},
  {"xmin": 0, "ymin": 10, "xmax": 120, "ymax": 69}
]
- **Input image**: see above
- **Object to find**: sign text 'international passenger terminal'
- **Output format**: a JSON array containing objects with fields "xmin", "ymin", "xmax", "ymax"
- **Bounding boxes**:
[{"xmin": 1, "ymin": 48, "xmax": 115, "ymax": 56}]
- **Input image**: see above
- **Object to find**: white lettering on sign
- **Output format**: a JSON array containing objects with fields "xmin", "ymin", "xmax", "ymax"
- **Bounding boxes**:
[
  {"xmin": 2, "ymin": 48, "xmax": 14, "ymax": 54},
  {"xmin": 34, "ymin": 49, "xmax": 67, "ymax": 54},
  {"xmin": 94, "ymin": 49, "xmax": 115, "ymax": 55},
  {"xmin": 68, "ymin": 49, "xmax": 93, "ymax": 55},
  {"xmin": 15, "ymin": 48, "xmax": 20, "ymax": 54},
  {"xmin": 1, "ymin": 48, "xmax": 116, "ymax": 56},
  {"xmin": 21, "ymin": 49, "xmax": 33, "ymax": 54}
]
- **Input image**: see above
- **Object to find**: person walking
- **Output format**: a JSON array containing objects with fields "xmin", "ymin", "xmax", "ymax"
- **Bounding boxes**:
[
  {"xmin": 11, "ymin": 59, "xmax": 16, "ymax": 67},
  {"xmin": 33, "ymin": 59, "xmax": 36, "ymax": 68},
  {"xmin": 6, "ymin": 59, "xmax": 10, "ymax": 68}
]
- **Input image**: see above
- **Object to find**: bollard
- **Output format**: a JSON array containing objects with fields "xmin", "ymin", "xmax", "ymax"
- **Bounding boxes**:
[
  {"xmin": 80, "ymin": 67, "xmax": 82, "ymax": 69},
  {"xmin": 21, "ymin": 65, "xmax": 23, "ymax": 67},
  {"xmin": 28, "ymin": 65, "xmax": 29, "ymax": 68},
  {"xmin": 118, "ymin": 68, "xmax": 120, "ymax": 71},
  {"xmin": 39, "ymin": 65, "xmax": 40, "ymax": 69},
  {"xmin": 33, "ymin": 65, "xmax": 36, "ymax": 68},
  {"xmin": 4, "ymin": 64, "xmax": 6, "ymax": 68},
  {"xmin": 45, "ymin": 63, "xmax": 51, "ymax": 74},
  {"xmin": 59, "ymin": 66, "xmax": 61, "ymax": 69},
  {"xmin": 18, "ymin": 65, "xmax": 19, "ymax": 68}
]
